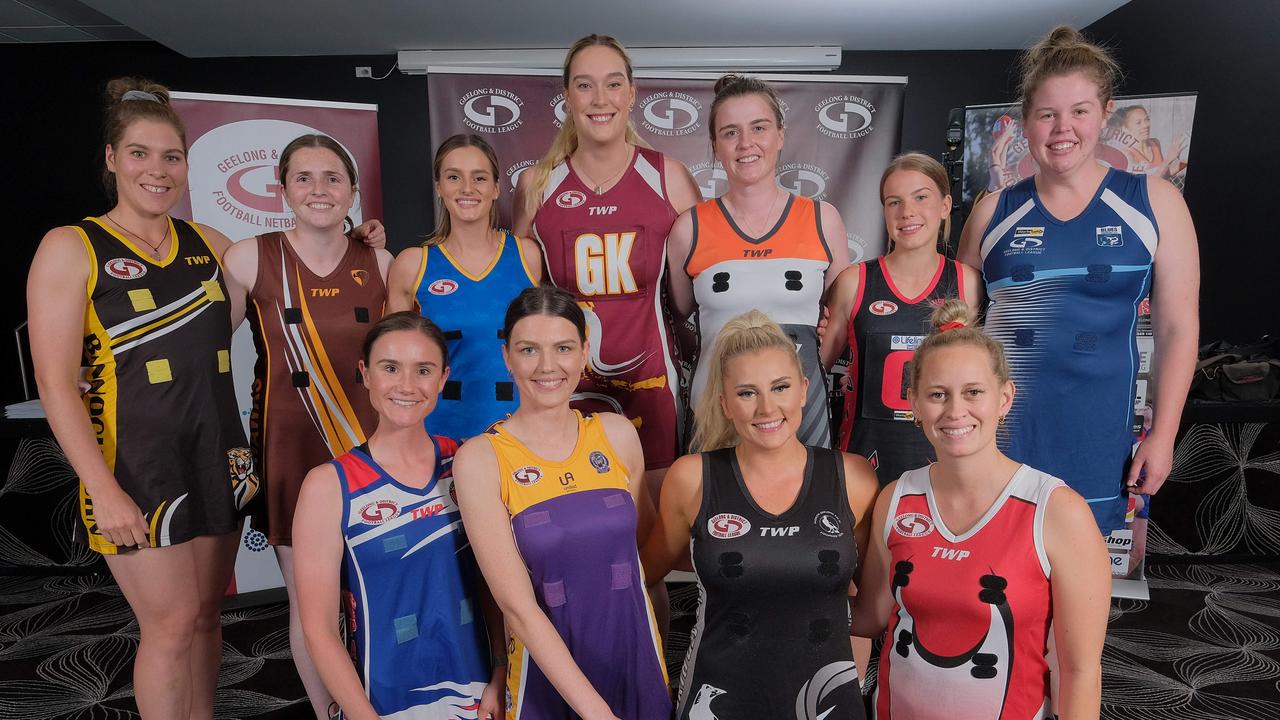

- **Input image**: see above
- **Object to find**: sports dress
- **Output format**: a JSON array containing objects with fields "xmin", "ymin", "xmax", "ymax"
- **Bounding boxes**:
[
  {"xmin": 979, "ymin": 169, "xmax": 1156, "ymax": 532},
  {"xmin": 74, "ymin": 216, "xmax": 253, "ymax": 554},
  {"xmin": 685, "ymin": 194, "xmax": 833, "ymax": 448},
  {"xmin": 840, "ymin": 256, "xmax": 965, "ymax": 484},
  {"xmin": 533, "ymin": 147, "xmax": 683, "ymax": 470},
  {"xmin": 247, "ymin": 231, "xmax": 384, "ymax": 545},
  {"xmin": 676, "ymin": 447, "xmax": 864, "ymax": 720},
  {"xmin": 876, "ymin": 465, "xmax": 1062, "ymax": 719},
  {"xmin": 332, "ymin": 437, "xmax": 491, "ymax": 718},
  {"xmin": 411, "ymin": 233, "xmax": 537, "ymax": 439},
  {"xmin": 484, "ymin": 412, "xmax": 670, "ymax": 720}
]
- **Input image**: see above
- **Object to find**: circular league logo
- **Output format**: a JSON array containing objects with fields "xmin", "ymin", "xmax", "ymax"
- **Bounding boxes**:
[
  {"xmin": 640, "ymin": 91, "xmax": 702, "ymax": 137},
  {"xmin": 708, "ymin": 512, "xmax": 751, "ymax": 539},
  {"xmin": 460, "ymin": 88, "xmax": 524, "ymax": 134},
  {"xmin": 815, "ymin": 95, "xmax": 876, "ymax": 140}
]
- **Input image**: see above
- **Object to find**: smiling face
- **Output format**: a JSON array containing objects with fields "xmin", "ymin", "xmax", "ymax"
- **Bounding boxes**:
[
  {"xmin": 1122, "ymin": 107, "xmax": 1151, "ymax": 141},
  {"xmin": 435, "ymin": 145, "xmax": 499, "ymax": 227},
  {"xmin": 719, "ymin": 347, "xmax": 807, "ymax": 451},
  {"xmin": 360, "ymin": 329, "xmax": 450, "ymax": 430},
  {"xmin": 104, "ymin": 118, "xmax": 188, "ymax": 217},
  {"xmin": 909, "ymin": 344, "xmax": 1014, "ymax": 461},
  {"xmin": 503, "ymin": 314, "xmax": 588, "ymax": 412},
  {"xmin": 712, "ymin": 93, "xmax": 785, "ymax": 188},
  {"xmin": 882, "ymin": 168, "xmax": 952, "ymax": 254},
  {"xmin": 281, "ymin": 146, "xmax": 356, "ymax": 232},
  {"xmin": 565, "ymin": 44, "xmax": 636, "ymax": 147},
  {"xmin": 1024, "ymin": 71, "xmax": 1113, "ymax": 177}
]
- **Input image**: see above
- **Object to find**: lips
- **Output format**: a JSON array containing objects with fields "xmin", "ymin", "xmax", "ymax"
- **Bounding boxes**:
[
  {"xmin": 140, "ymin": 183, "xmax": 169, "ymax": 194},
  {"xmin": 533, "ymin": 377, "xmax": 567, "ymax": 391},
  {"xmin": 938, "ymin": 424, "xmax": 976, "ymax": 438},
  {"xmin": 1049, "ymin": 140, "xmax": 1078, "ymax": 152},
  {"xmin": 753, "ymin": 418, "xmax": 785, "ymax": 432},
  {"xmin": 587, "ymin": 113, "xmax": 615, "ymax": 124},
  {"xmin": 305, "ymin": 201, "xmax": 335, "ymax": 210},
  {"xmin": 897, "ymin": 223, "xmax": 923, "ymax": 234},
  {"xmin": 736, "ymin": 154, "xmax": 761, "ymax": 164}
]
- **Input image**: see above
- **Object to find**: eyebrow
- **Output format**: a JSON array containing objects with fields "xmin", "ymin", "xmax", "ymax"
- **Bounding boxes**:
[
  {"xmin": 885, "ymin": 186, "xmax": 931, "ymax": 200},
  {"xmin": 441, "ymin": 167, "xmax": 491, "ymax": 175},
  {"xmin": 570, "ymin": 71, "xmax": 627, "ymax": 83},
  {"xmin": 125, "ymin": 142, "xmax": 184, "ymax": 155}
]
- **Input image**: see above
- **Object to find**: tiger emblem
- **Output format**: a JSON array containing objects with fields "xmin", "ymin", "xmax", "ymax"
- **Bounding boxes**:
[{"xmin": 227, "ymin": 447, "xmax": 260, "ymax": 510}]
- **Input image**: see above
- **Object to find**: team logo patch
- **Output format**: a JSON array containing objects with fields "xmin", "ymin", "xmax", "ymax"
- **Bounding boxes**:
[
  {"xmin": 512, "ymin": 465, "xmax": 542, "ymax": 486},
  {"xmin": 104, "ymin": 257, "xmax": 147, "ymax": 280},
  {"xmin": 556, "ymin": 190, "xmax": 586, "ymax": 209},
  {"xmin": 1008, "ymin": 236, "xmax": 1043, "ymax": 249},
  {"xmin": 869, "ymin": 300, "xmax": 898, "ymax": 316},
  {"xmin": 227, "ymin": 447, "xmax": 260, "ymax": 510},
  {"xmin": 428, "ymin": 278, "xmax": 458, "ymax": 296},
  {"xmin": 359, "ymin": 500, "xmax": 400, "ymax": 525},
  {"xmin": 815, "ymin": 510, "xmax": 844, "ymax": 538},
  {"xmin": 892, "ymin": 512, "xmax": 935, "ymax": 538},
  {"xmin": 588, "ymin": 450, "xmax": 610, "ymax": 474},
  {"xmin": 708, "ymin": 513, "xmax": 751, "ymax": 539},
  {"xmin": 1096, "ymin": 225, "xmax": 1124, "ymax": 247},
  {"xmin": 351, "ymin": 269, "xmax": 369, "ymax": 286},
  {"xmin": 448, "ymin": 480, "xmax": 458, "ymax": 506}
]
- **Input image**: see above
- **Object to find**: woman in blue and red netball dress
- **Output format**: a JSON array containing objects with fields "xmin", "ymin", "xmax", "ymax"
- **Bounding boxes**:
[
  {"xmin": 513, "ymin": 34, "xmax": 701, "ymax": 500},
  {"xmin": 292, "ymin": 312, "xmax": 502, "ymax": 720},
  {"xmin": 853, "ymin": 300, "xmax": 1110, "ymax": 719},
  {"xmin": 823, "ymin": 153, "xmax": 982, "ymax": 485}
]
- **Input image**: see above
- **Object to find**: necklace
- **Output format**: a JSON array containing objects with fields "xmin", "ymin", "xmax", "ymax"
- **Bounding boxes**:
[
  {"xmin": 575, "ymin": 148, "xmax": 633, "ymax": 195},
  {"xmin": 106, "ymin": 213, "xmax": 168, "ymax": 258},
  {"xmin": 725, "ymin": 188, "xmax": 782, "ymax": 239}
]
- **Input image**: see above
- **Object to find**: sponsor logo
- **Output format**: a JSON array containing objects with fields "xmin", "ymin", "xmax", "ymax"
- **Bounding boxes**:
[
  {"xmin": 351, "ymin": 269, "xmax": 369, "ymax": 286},
  {"xmin": 410, "ymin": 502, "xmax": 447, "ymax": 520},
  {"xmin": 869, "ymin": 300, "xmax": 898, "ymax": 316},
  {"xmin": 1008, "ymin": 236, "xmax": 1043, "ymax": 249},
  {"xmin": 506, "ymin": 158, "xmax": 538, "ymax": 193},
  {"xmin": 930, "ymin": 546, "xmax": 971, "ymax": 561},
  {"xmin": 588, "ymin": 205, "xmax": 618, "ymax": 216},
  {"xmin": 1013, "ymin": 226, "xmax": 1044, "ymax": 237},
  {"xmin": 244, "ymin": 528, "xmax": 269, "ymax": 552},
  {"xmin": 890, "ymin": 334, "xmax": 923, "ymax": 350},
  {"xmin": 512, "ymin": 465, "xmax": 542, "ymax": 486},
  {"xmin": 760, "ymin": 526, "xmax": 800, "ymax": 537},
  {"xmin": 185, "ymin": 255, "xmax": 212, "ymax": 265},
  {"xmin": 104, "ymin": 257, "xmax": 146, "ymax": 280},
  {"xmin": 795, "ymin": 661, "xmax": 860, "ymax": 719},
  {"xmin": 460, "ymin": 88, "xmax": 524, "ymax": 133},
  {"xmin": 689, "ymin": 160, "xmax": 728, "ymax": 200},
  {"xmin": 815, "ymin": 95, "xmax": 876, "ymax": 139},
  {"xmin": 556, "ymin": 190, "xmax": 587, "ymax": 209},
  {"xmin": 776, "ymin": 162, "xmax": 829, "ymax": 200},
  {"xmin": 639, "ymin": 91, "xmax": 702, "ymax": 137},
  {"xmin": 310, "ymin": 287, "xmax": 340, "ymax": 297},
  {"xmin": 549, "ymin": 92, "xmax": 568, "ymax": 128},
  {"xmin": 1005, "ymin": 228, "xmax": 1046, "ymax": 255},
  {"xmin": 708, "ymin": 512, "xmax": 751, "ymax": 539},
  {"xmin": 1096, "ymin": 225, "xmax": 1124, "ymax": 247},
  {"xmin": 690, "ymin": 684, "xmax": 727, "ymax": 717},
  {"xmin": 428, "ymin": 278, "xmax": 458, "ymax": 296},
  {"xmin": 892, "ymin": 512, "xmax": 934, "ymax": 538},
  {"xmin": 815, "ymin": 510, "xmax": 844, "ymax": 538},
  {"xmin": 359, "ymin": 499, "xmax": 400, "ymax": 525},
  {"xmin": 588, "ymin": 450, "xmax": 610, "ymax": 474}
]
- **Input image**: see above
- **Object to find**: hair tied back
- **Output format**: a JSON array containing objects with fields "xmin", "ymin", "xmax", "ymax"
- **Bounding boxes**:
[
  {"xmin": 938, "ymin": 321, "xmax": 967, "ymax": 333},
  {"xmin": 121, "ymin": 90, "xmax": 162, "ymax": 104}
]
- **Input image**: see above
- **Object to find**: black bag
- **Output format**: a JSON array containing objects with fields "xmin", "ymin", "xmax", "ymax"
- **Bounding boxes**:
[{"xmin": 1189, "ymin": 336, "xmax": 1280, "ymax": 402}]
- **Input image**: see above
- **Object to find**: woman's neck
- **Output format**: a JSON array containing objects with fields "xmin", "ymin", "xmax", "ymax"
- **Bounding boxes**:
[
  {"xmin": 928, "ymin": 445, "xmax": 1020, "ymax": 497},
  {"xmin": 108, "ymin": 202, "xmax": 170, "ymax": 235},
  {"xmin": 884, "ymin": 245, "xmax": 941, "ymax": 279},
  {"xmin": 572, "ymin": 137, "xmax": 632, "ymax": 171},
  {"xmin": 734, "ymin": 436, "xmax": 807, "ymax": 474},
  {"xmin": 1035, "ymin": 160, "xmax": 1108, "ymax": 199},
  {"xmin": 367, "ymin": 422, "xmax": 435, "ymax": 467},
  {"xmin": 506, "ymin": 403, "xmax": 579, "ymax": 450},
  {"xmin": 725, "ymin": 177, "xmax": 780, "ymax": 208},
  {"xmin": 444, "ymin": 221, "xmax": 498, "ymax": 252}
]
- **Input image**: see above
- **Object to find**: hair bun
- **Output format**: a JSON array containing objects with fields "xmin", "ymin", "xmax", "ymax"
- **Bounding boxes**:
[
  {"xmin": 105, "ymin": 77, "xmax": 172, "ymax": 107},
  {"xmin": 713, "ymin": 73, "xmax": 747, "ymax": 96},
  {"xmin": 928, "ymin": 298, "xmax": 976, "ymax": 333}
]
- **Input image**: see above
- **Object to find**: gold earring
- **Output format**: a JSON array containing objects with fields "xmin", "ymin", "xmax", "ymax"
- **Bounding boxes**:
[
  {"xmin": 998, "ymin": 415, "xmax": 1007, "ymax": 426},
  {"xmin": 913, "ymin": 417, "xmax": 922, "ymax": 428}
]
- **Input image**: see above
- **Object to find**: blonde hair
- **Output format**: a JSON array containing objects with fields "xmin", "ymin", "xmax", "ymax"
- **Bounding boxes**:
[
  {"xmin": 692, "ymin": 310, "xmax": 803, "ymax": 452},
  {"xmin": 524, "ymin": 34, "xmax": 649, "ymax": 213},
  {"xmin": 880, "ymin": 152, "xmax": 952, "ymax": 253},
  {"xmin": 1018, "ymin": 25, "xmax": 1121, "ymax": 118},
  {"xmin": 909, "ymin": 300, "xmax": 1010, "ymax": 392}
]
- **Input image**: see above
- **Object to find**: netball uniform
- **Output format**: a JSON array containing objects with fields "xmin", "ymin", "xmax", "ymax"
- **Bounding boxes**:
[
  {"xmin": 980, "ymin": 169, "xmax": 1155, "ymax": 532},
  {"xmin": 247, "ymin": 231, "xmax": 384, "ymax": 545},
  {"xmin": 676, "ymin": 447, "xmax": 864, "ymax": 720},
  {"xmin": 484, "ymin": 412, "xmax": 670, "ymax": 720},
  {"xmin": 412, "ymin": 233, "xmax": 537, "ymax": 439},
  {"xmin": 876, "ymin": 465, "xmax": 1061, "ymax": 719},
  {"xmin": 332, "ymin": 437, "xmax": 491, "ymax": 718},
  {"xmin": 840, "ymin": 256, "xmax": 965, "ymax": 484},
  {"xmin": 74, "ymin": 216, "xmax": 252, "ymax": 554},
  {"xmin": 686, "ymin": 195, "xmax": 833, "ymax": 448},
  {"xmin": 533, "ymin": 147, "xmax": 682, "ymax": 470}
]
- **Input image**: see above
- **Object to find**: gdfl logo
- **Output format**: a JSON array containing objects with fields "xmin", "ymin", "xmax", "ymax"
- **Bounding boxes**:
[
  {"xmin": 777, "ymin": 162, "xmax": 829, "ymax": 200},
  {"xmin": 460, "ymin": 88, "xmax": 524, "ymax": 133},
  {"xmin": 892, "ymin": 512, "xmax": 934, "ymax": 538},
  {"xmin": 708, "ymin": 513, "xmax": 751, "ymax": 539},
  {"xmin": 640, "ymin": 92, "xmax": 702, "ymax": 136},
  {"xmin": 816, "ymin": 95, "xmax": 876, "ymax": 139},
  {"xmin": 869, "ymin": 300, "xmax": 898, "ymax": 316}
]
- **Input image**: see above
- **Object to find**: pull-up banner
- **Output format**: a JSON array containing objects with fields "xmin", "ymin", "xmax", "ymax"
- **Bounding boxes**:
[
  {"xmin": 169, "ymin": 91, "xmax": 384, "ymax": 595},
  {"xmin": 427, "ymin": 68, "xmax": 906, "ymax": 262}
]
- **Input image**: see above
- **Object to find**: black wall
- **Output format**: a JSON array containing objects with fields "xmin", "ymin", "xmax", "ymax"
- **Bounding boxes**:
[{"xmin": 6, "ymin": 0, "xmax": 1277, "ymax": 407}]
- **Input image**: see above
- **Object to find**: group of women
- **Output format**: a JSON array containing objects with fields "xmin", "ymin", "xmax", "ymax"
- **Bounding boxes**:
[{"xmin": 28, "ymin": 21, "xmax": 1197, "ymax": 720}]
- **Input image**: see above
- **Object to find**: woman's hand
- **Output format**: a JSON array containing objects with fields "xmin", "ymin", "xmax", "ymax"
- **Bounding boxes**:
[
  {"xmin": 479, "ymin": 669, "xmax": 504, "ymax": 720},
  {"xmin": 90, "ymin": 481, "xmax": 150, "ymax": 548},
  {"xmin": 351, "ymin": 219, "xmax": 386, "ymax": 249}
]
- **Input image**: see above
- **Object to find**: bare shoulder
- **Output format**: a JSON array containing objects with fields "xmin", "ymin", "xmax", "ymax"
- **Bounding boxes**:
[
  {"xmin": 455, "ymin": 433, "xmax": 498, "ymax": 472},
  {"xmin": 597, "ymin": 411, "xmax": 642, "ymax": 446}
]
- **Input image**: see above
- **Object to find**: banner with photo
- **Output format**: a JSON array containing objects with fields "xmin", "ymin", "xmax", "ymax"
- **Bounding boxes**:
[
  {"xmin": 427, "ymin": 68, "xmax": 906, "ymax": 264},
  {"xmin": 170, "ymin": 91, "xmax": 383, "ymax": 594},
  {"xmin": 962, "ymin": 92, "xmax": 1197, "ymax": 590}
]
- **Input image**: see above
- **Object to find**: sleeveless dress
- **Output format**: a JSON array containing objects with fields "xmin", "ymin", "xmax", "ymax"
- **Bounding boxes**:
[{"xmin": 677, "ymin": 446, "xmax": 864, "ymax": 720}]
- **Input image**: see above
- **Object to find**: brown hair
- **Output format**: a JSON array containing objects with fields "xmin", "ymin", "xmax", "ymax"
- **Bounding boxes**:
[
  {"xmin": 101, "ymin": 77, "xmax": 186, "ymax": 202},
  {"xmin": 362, "ymin": 311, "xmax": 450, "ymax": 369},
  {"xmin": 1018, "ymin": 25, "xmax": 1121, "ymax": 118},
  {"xmin": 525, "ymin": 35, "xmax": 649, "ymax": 213},
  {"xmin": 427, "ymin": 134, "xmax": 502, "ymax": 246},
  {"xmin": 502, "ymin": 285, "xmax": 587, "ymax": 345},
  {"xmin": 909, "ymin": 300, "xmax": 1009, "ymax": 393},
  {"xmin": 880, "ymin": 152, "xmax": 952, "ymax": 253},
  {"xmin": 691, "ymin": 310, "xmax": 803, "ymax": 452},
  {"xmin": 708, "ymin": 73, "xmax": 785, "ymax": 145},
  {"xmin": 277, "ymin": 134, "xmax": 359, "ymax": 232}
]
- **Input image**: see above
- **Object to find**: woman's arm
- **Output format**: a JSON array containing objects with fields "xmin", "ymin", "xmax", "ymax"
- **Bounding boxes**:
[
  {"xmin": 842, "ymin": 453, "xmax": 879, "ymax": 587},
  {"xmin": 219, "ymin": 235, "xmax": 256, "ymax": 331},
  {"xmin": 512, "ymin": 170, "xmax": 538, "ymax": 239},
  {"xmin": 956, "ymin": 191, "xmax": 1001, "ymax": 269},
  {"xmin": 640, "ymin": 454, "xmax": 702, "ymax": 584},
  {"xmin": 820, "ymin": 264, "xmax": 861, "ymax": 371},
  {"xmin": 293, "ymin": 464, "xmax": 379, "ymax": 720},
  {"xmin": 385, "ymin": 246, "xmax": 424, "ymax": 314},
  {"xmin": 1128, "ymin": 177, "xmax": 1199, "ymax": 495},
  {"xmin": 518, "ymin": 236, "xmax": 545, "ymax": 285},
  {"xmin": 1045, "ymin": 487, "xmax": 1111, "ymax": 720},
  {"xmin": 958, "ymin": 261, "xmax": 986, "ymax": 317},
  {"xmin": 198, "ymin": 224, "xmax": 248, "ymax": 330},
  {"xmin": 29, "ymin": 227, "xmax": 149, "ymax": 549},
  {"xmin": 476, "ymin": 570, "xmax": 508, "ymax": 720},
  {"xmin": 849, "ymin": 481, "xmax": 897, "ymax": 638},
  {"xmin": 663, "ymin": 156, "xmax": 702, "ymax": 215},
  {"xmin": 454, "ymin": 439, "xmax": 620, "ymax": 720},
  {"xmin": 665, "ymin": 211, "xmax": 697, "ymax": 322},
  {"xmin": 598, "ymin": 413, "xmax": 652, "ymax": 544},
  {"xmin": 819, "ymin": 201, "xmax": 851, "ymax": 286},
  {"xmin": 374, "ymin": 247, "xmax": 395, "ymax": 286}
]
